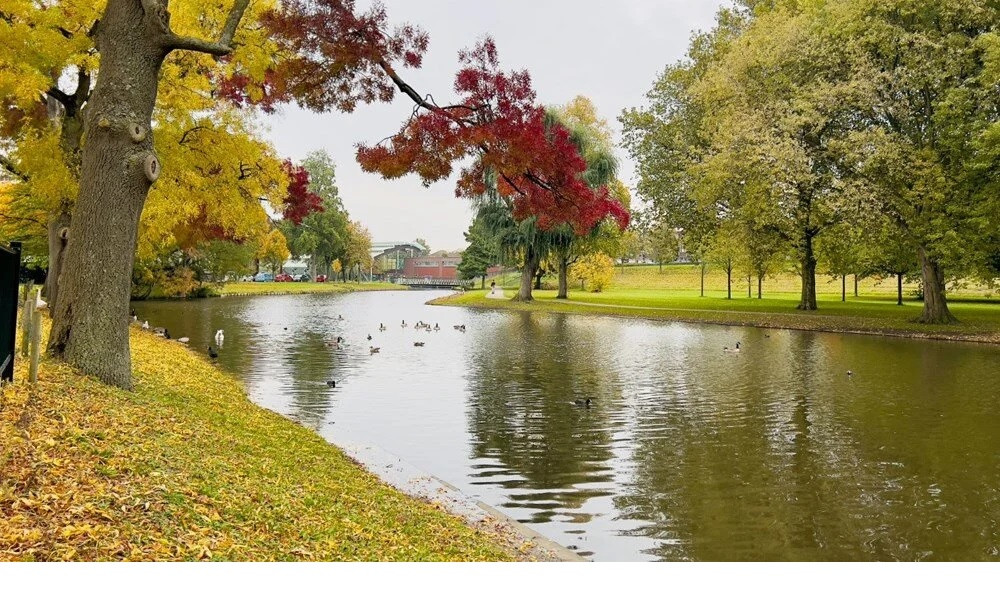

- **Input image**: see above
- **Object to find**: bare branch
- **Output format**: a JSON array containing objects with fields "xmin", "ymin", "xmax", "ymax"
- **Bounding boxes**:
[
  {"xmin": 0, "ymin": 153, "xmax": 28, "ymax": 181},
  {"xmin": 164, "ymin": 0, "xmax": 251, "ymax": 56}
]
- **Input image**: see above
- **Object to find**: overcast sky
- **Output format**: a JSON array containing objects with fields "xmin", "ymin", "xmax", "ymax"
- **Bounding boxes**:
[{"xmin": 264, "ymin": 0, "xmax": 728, "ymax": 251}]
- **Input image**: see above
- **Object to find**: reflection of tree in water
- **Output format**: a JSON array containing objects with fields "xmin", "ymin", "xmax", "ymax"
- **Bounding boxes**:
[
  {"xmin": 282, "ymin": 329, "xmax": 340, "ymax": 430},
  {"xmin": 616, "ymin": 331, "xmax": 870, "ymax": 561},
  {"xmin": 465, "ymin": 312, "xmax": 621, "ymax": 524}
]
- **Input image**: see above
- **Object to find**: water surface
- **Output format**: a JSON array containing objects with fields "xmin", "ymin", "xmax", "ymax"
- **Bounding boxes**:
[{"xmin": 135, "ymin": 290, "xmax": 1000, "ymax": 561}]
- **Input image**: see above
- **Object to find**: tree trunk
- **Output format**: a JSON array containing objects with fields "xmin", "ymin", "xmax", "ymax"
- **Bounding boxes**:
[
  {"xmin": 513, "ymin": 246, "xmax": 540, "ymax": 302},
  {"xmin": 896, "ymin": 273, "xmax": 903, "ymax": 306},
  {"xmin": 797, "ymin": 232, "xmax": 818, "ymax": 311},
  {"xmin": 48, "ymin": 0, "xmax": 171, "ymax": 389},
  {"xmin": 481, "ymin": 275, "xmax": 485, "ymax": 289},
  {"xmin": 747, "ymin": 274, "xmax": 751, "ymax": 298},
  {"xmin": 853, "ymin": 274, "xmax": 859, "ymax": 298},
  {"xmin": 556, "ymin": 253, "xmax": 569, "ymax": 300},
  {"xmin": 841, "ymin": 274, "xmax": 846, "ymax": 302},
  {"xmin": 916, "ymin": 246, "xmax": 956, "ymax": 323},
  {"xmin": 43, "ymin": 211, "xmax": 72, "ymax": 311},
  {"xmin": 700, "ymin": 262, "xmax": 705, "ymax": 297},
  {"xmin": 534, "ymin": 268, "xmax": 543, "ymax": 291},
  {"xmin": 757, "ymin": 274, "xmax": 763, "ymax": 299},
  {"xmin": 658, "ymin": 260, "xmax": 662, "ymax": 273},
  {"xmin": 725, "ymin": 261, "xmax": 732, "ymax": 300}
]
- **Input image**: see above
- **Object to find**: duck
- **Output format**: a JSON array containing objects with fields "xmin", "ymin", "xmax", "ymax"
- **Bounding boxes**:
[
  {"xmin": 573, "ymin": 398, "xmax": 592, "ymax": 408},
  {"xmin": 379, "ymin": 323, "xmax": 387, "ymax": 331},
  {"xmin": 401, "ymin": 320, "xmax": 407, "ymax": 327},
  {"xmin": 214, "ymin": 329, "xmax": 225, "ymax": 346},
  {"xmin": 336, "ymin": 336, "xmax": 345, "ymax": 344},
  {"xmin": 142, "ymin": 320, "xmax": 150, "ymax": 330},
  {"xmin": 847, "ymin": 370, "xmax": 854, "ymax": 377},
  {"xmin": 414, "ymin": 342, "xmax": 425, "ymax": 347},
  {"xmin": 326, "ymin": 380, "xmax": 337, "ymax": 387},
  {"xmin": 34, "ymin": 289, "xmax": 48, "ymax": 310},
  {"xmin": 177, "ymin": 337, "xmax": 190, "ymax": 344},
  {"xmin": 208, "ymin": 346, "xmax": 219, "ymax": 359},
  {"xmin": 369, "ymin": 346, "xmax": 380, "ymax": 354},
  {"xmin": 724, "ymin": 342, "xmax": 742, "ymax": 353},
  {"xmin": 367, "ymin": 334, "xmax": 373, "ymax": 341},
  {"xmin": 433, "ymin": 323, "xmax": 440, "ymax": 331},
  {"xmin": 131, "ymin": 312, "xmax": 139, "ymax": 323},
  {"xmin": 163, "ymin": 329, "xmax": 171, "ymax": 340},
  {"xmin": 337, "ymin": 315, "xmax": 344, "ymax": 320}
]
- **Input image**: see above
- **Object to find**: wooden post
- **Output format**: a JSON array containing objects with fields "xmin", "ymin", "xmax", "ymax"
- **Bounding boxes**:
[
  {"xmin": 29, "ymin": 308, "xmax": 41, "ymax": 384},
  {"xmin": 20, "ymin": 287, "xmax": 35, "ymax": 357}
]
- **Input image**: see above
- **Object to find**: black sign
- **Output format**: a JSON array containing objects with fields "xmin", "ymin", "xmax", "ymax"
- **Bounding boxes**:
[{"xmin": 1, "ymin": 242, "xmax": 22, "ymax": 382}]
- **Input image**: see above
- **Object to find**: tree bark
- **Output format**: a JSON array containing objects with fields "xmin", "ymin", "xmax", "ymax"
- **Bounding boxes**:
[
  {"xmin": 48, "ymin": 0, "xmax": 251, "ymax": 389},
  {"xmin": 725, "ymin": 260, "xmax": 732, "ymax": 300},
  {"xmin": 896, "ymin": 273, "xmax": 903, "ymax": 306},
  {"xmin": 757, "ymin": 274, "xmax": 763, "ymax": 299},
  {"xmin": 556, "ymin": 252, "xmax": 569, "ymax": 300},
  {"xmin": 48, "ymin": 0, "xmax": 172, "ymax": 389},
  {"xmin": 915, "ymin": 246, "xmax": 956, "ymax": 323},
  {"xmin": 513, "ymin": 246, "xmax": 540, "ymax": 302},
  {"xmin": 853, "ymin": 274, "xmax": 859, "ymax": 298},
  {"xmin": 841, "ymin": 274, "xmax": 846, "ymax": 302},
  {"xmin": 700, "ymin": 262, "xmax": 705, "ymax": 297},
  {"xmin": 747, "ymin": 274, "xmax": 751, "ymax": 298},
  {"xmin": 43, "ymin": 211, "xmax": 72, "ymax": 311},
  {"xmin": 797, "ymin": 232, "xmax": 818, "ymax": 311}
]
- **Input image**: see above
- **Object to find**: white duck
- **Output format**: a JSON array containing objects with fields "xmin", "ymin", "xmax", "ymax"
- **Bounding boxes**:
[{"xmin": 214, "ymin": 329, "xmax": 225, "ymax": 347}]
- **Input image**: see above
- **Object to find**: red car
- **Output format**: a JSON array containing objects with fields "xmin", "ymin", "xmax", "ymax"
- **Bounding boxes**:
[
  {"xmin": 315, "ymin": 275, "xmax": 328, "ymax": 283},
  {"xmin": 275, "ymin": 273, "xmax": 294, "ymax": 282}
]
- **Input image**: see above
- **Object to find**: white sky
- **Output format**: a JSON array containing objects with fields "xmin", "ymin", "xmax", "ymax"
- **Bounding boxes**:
[{"xmin": 263, "ymin": 0, "xmax": 728, "ymax": 251}]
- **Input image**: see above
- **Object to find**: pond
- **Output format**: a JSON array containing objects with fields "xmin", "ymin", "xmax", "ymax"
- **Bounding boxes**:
[{"xmin": 135, "ymin": 290, "xmax": 1000, "ymax": 561}]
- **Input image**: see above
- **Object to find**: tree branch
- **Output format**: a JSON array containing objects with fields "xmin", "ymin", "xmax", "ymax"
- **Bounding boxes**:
[
  {"xmin": 0, "ymin": 153, "xmax": 28, "ymax": 181},
  {"xmin": 163, "ymin": 0, "xmax": 251, "ymax": 56}
]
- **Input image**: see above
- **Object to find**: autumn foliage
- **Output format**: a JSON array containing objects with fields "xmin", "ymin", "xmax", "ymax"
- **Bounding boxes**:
[
  {"xmin": 218, "ymin": 0, "xmax": 428, "ymax": 113},
  {"xmin": 355, "ymin": 39, "xmax": 629, "ymax": 235},
  {"xmin": 281, "ymin": 161, "xmax": 324, "ymax": 224}
]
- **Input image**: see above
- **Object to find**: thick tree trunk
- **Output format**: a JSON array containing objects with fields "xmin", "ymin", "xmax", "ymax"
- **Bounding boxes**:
[
  {"xmin": 48, "ymin": 0, "xmax": 171, "ymax": 389},
  {"xmin": 896, "ymin": 273, "xmax": 903, "ymax": 306},
  {"xmin": 556, "ymin": 253, "xmax": 569, "ymax": 300},
  {"xmin": 513, "ymin": 247, "xmax": 540, "ymax": 302},
  {"xmin": 797, "ymin": 233, "xmax": 818, "ymax": 311},
  {"xmin": 43, "ymin": 211, "xmax": 72, "ymax": 311},
  {"xmin": 916, "ymin": 246, "xmax": 956, "ymax": 323},
  {"xmin": 841, "ymin": 274, "xmax": 846, "ymax": 302}
]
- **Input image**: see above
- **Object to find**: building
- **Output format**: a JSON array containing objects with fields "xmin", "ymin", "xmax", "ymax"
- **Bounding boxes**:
[
  {"xmin": 371, "ymin": 241, "xmax": 429, "ymax": 278},
  {"xmin": 402, "ymin": 255, "xmax": 462, "ymax": 280}
]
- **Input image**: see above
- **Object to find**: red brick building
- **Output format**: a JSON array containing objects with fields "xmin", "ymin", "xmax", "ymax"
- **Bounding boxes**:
[{"xmin": 402, "ymin": 256, "xmax": 462, "ymax": 280}]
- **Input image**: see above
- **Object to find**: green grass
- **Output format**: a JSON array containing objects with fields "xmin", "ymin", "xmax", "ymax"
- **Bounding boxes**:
[
  {"xmin": 441, "ymin": 267, "xmax": 1000, "ymax": 343},
  {"xmin": 219, "ymin": 281, "xmax": 405, "ymax": 296},
  {"xmin": 1, "ymin": 321, "xmax": 515, "ymax": 561}
]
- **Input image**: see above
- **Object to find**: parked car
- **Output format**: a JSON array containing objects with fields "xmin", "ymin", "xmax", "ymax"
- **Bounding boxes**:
[
  {"xmin": 274, "ymin": 273, "xmax": 294, "ymax": 282},
  {"xmin": 315, "ymin": 274, "xmax": 328, "ymax": 283},
  {"xmin": 296, "ymin": 274, "xmax": 310, "ymax": 282},
  {"xmin": 254, "ymin": 272, "xmax": 274, "ymax": 282}
]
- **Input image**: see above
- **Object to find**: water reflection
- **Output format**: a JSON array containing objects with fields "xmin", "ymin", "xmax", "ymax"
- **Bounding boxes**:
[{"xmin": 135, "ymin": 291, "xmax": 1000, "ymax": 561}]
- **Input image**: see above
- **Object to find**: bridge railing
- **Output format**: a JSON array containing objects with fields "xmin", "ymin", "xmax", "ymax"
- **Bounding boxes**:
[{"xmin": 395, "ymin": 277, "xmax": 473, "ymax": 288}]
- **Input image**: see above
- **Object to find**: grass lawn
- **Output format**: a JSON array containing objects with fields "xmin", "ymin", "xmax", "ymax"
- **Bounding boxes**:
[
  {"xmin": 0, "ymin": 322, "xmax": 515, "ymax": 561},
  {"xmin": 444, "ymin": 264, "xmax": 1000, "ymax": 343},
  {"xmin": 219, "ymin": 281, "xmax": 405, "ymax": 296}
]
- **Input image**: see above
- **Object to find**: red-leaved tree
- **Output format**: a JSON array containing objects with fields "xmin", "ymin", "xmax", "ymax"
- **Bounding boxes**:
[{"xmin": 281, "ymin": 161, "xmax": 324, "ymax": 224}]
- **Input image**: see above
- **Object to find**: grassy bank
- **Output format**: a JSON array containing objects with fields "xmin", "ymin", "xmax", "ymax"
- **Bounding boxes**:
[
  {"xmin": 218, "ymin": 281, "xmax": 405, "ymax": 297},
  {"xmin": 0, "ymin": 322, "xmax": 513, "ymax": 561},
  {"xmin": 437, "ymin": 287, "xmax": 1000, "ymax": 343}
]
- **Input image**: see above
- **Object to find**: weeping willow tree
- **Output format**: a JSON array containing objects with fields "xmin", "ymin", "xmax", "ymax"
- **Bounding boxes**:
[{"xmin": 474, "ymin": 108, "xmax": 625, "ymax": 302}]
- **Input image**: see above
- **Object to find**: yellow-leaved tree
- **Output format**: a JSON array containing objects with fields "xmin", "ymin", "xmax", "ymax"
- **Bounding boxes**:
[
  {"xmin": 569, "ymin": 253, "xmax": 614, "ymax": 293},
  {"xmin": 258, "ymin": 230, "xmax": 290, "ymax": 275},
  {"xmin": 0, "ymin": 0, "xmax": 286, "ymax": 313}
]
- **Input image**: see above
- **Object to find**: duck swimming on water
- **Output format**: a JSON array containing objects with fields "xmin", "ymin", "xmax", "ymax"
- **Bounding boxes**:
[
  {"xmin": 208, "ymin": 346, "xmax": 219, "ymax": 359},
  {"xmin": 724, "ymin": 342, "xmax": 742, "ymax": 353},
  {"xmin": 573, "ymin": 398, "xmax": 592, "ymax": 408}
]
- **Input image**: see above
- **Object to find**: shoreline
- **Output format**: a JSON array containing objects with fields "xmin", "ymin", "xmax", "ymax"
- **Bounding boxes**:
[
  {"xmin": 430, "ymin": 291, "xmax": 1000, "ymax": 345},
  {"xmin": 1, "ymin": 318, "xmax": 540, "ymax": 561}
]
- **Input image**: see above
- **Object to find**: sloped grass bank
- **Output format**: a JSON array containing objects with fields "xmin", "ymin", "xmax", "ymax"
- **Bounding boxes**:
[{"xmin": 0, "ymin": 323, "xmax": 511, "ymax": 561}]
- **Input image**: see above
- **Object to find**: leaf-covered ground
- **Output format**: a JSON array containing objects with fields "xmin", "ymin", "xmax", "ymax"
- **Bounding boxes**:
[{"xmin": 0, "ymin": 322, "xmax": 512, "ymax": 561}]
